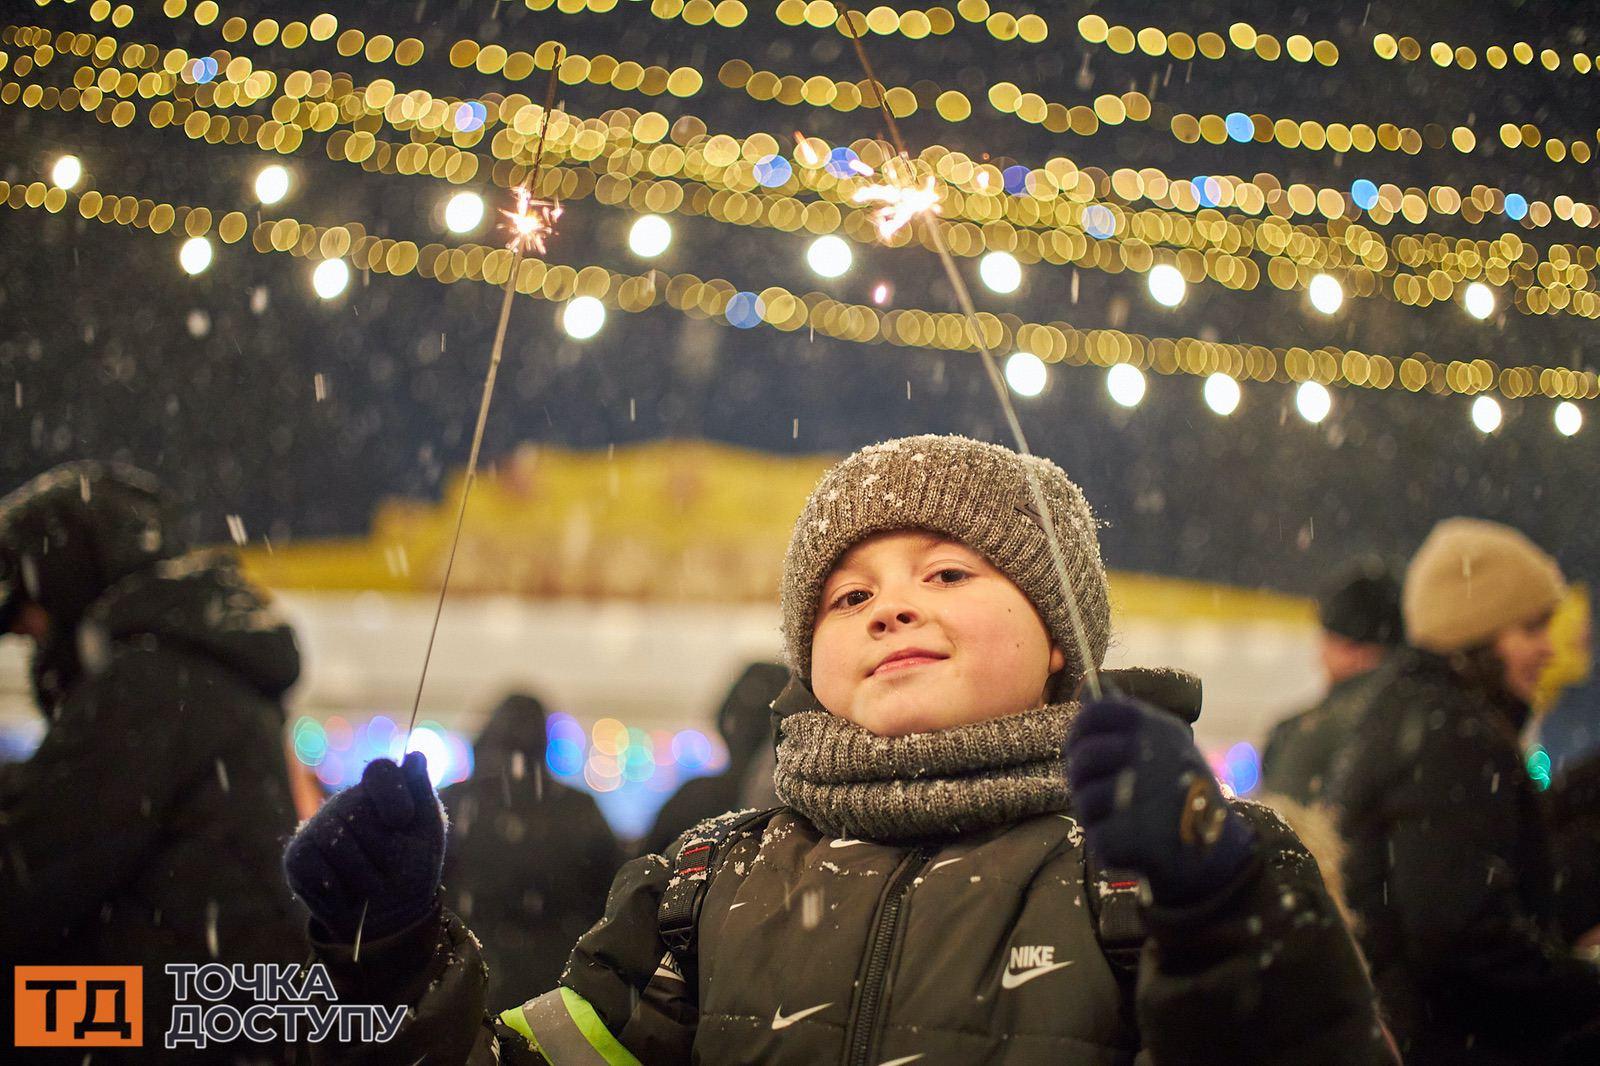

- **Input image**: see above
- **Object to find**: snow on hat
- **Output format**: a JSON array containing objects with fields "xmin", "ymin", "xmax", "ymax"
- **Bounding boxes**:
[
  {"xmin": 779, "ymin": 434, "xmax": 1110, "ymax": 687},
  {"xmin": 1403, "ymin": 517, "xmax": 1565, "ymax": 655}
]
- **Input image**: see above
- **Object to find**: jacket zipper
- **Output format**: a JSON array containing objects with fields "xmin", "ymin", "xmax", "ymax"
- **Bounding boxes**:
[{"xmin": 843, "ymin": 847, "xmax": 930, "ymax": 1066}]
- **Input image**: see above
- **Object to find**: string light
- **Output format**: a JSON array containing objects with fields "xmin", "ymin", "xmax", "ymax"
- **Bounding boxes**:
[
  {"xmin": 1147, "ymin": 263, "xmax": 1186, "ymax": 307},
  {"xmin": 1555, "ymin": 401, "xmax": 1583, "ymax": 436},
  {"xmin": 51, "ymin": 155, "xmax": 83, "ymax": 190},
  {"xmin": 178, "ymin": 235, "xmax": 212, "ymax": 274},
  {"xmin": 562, "ymin": 294, "xmax": 606, "ymax": 338},
  {"xmin": 1107, "ymin": 363, "xmax": 1146, "ymax": 407},
  {"xmin": 1204, "ymin": 373, "xmax": 1241, "ymax": 415},
  {"xmin": 1296, "ymin": 381, "xmax": 1332, "ymax": 423},
  {"xmin": 444, "ymin": 191, "xmax": 486, "ymax": 234},
  {"xmin": 1004, "ymin": 350, "xmax": 1047, "ymax": 396},
  {"xmin": 1464, "ymin": 281, "xmax": 1495, "ymax": 320},
  {"xmin": 312, "ymin": 256, "xmax": 349, "ymax": 298},
  {"xmin": 1471, "ymin": 395, "xmax": 1503, "ymax": 433},
  {"xmin": 806, "ymin": 233, "xmax": 852, "ymax": 278},
  {"xmin": 1308, "ymin": 273, "xmax": 1344, "ymax": 314},
  {"xmin": 978, "ymin": 250, "xmax": 1022, "ymax": 293},
  {"xmin": 627, "ymin": 213, "xmax": 672, "ymax": 257},
  {"xmin": 254, "ymin": 163, "xmax": 290, "ymax": 205}
]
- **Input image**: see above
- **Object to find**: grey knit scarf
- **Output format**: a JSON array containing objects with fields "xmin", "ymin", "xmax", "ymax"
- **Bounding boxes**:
[{"xmin": 774, "ymin": 703, "xmax": 1076, "ymax": 844}]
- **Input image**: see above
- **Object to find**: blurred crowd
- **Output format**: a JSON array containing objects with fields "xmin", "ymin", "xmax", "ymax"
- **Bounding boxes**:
[{"xmin": 2, "ymin": 460, "xmax": 1599, "ymax": 1063}]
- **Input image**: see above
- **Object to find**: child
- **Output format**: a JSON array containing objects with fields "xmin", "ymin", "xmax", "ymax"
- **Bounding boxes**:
[{"xmin": 285, "ymin": 434, "xmax": 1392, "ymax": 1064}]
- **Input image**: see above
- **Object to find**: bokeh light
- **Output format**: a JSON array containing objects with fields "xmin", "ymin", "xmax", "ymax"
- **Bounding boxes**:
[
  {"xmin": 627, "ymin": 214, "xmax": 673, "ymax": 258},
  {"xmin": 312, "ymin": 257, "xmax": 350, "ymax": 299},
  {"xmin": 979, "ymin": 251, "xmax": 1022, "ymax": 294},
  {"xmin": 1308, "ymin": 274, "xmax": 1344, "ymax": 314},
  {"xmin": 1107, "ymin": 363, "xmax": 1146, "ymax": 408},
  {"xmin": 1082, "ymin": 204, "xmax": 1117, "ymax": 239},
  {"xmin": 562, "ymin": 295, "xmax": 606, "ymax": 339},
  {"xmin": 1463, "ymin": 281, "xmax": 1495, "ymax": 320},
  {"xmin": 725, "ymin": 290, "xmax": 764, "ymax": 329},
  {"xmin": 1555, "ymin": 401, "xmax": 1584, "ymax": 437},
  {"xmin": 1147, "ymin": 263, "xmax": 1186, "ymax": 307},
  {"xmin": 1004, "ymin": 351, "xmax": 1047, "ymax": 396},
  {"xmin": 806, "ymin": 234, "xmax": 853, "ymax": 278},
  {"xmin": 1204, "ymin": 373, "xmax": 1241, "ymax": 416},
  {"xmin": 444, "ymin": 191, "xmax": 486, "ymax": 234},
  {"xmin": 254, "ymin": 164, "xmax": 290, "ymax": 206},
  {"xmin": 1296, "ymin": 381, "xmax": 1332, "ymax": 423},
  {"xmin": 51, "ymin": 155, "xmax": 82, "ymax": 190},
  {"xmin": 753, "ymin": 154, "xmax": 793, "ymax": 188},
  {"xmin": 1350, "ymin": 179, "xmax": 1379, "ymax": 210},
  {"xmin": 1471, "ymin": 395, "xmax": 1503, "ymax": 433},
  {"xmin": 178, "ymin": 236, "xmax": 213, "ymax": 275}
]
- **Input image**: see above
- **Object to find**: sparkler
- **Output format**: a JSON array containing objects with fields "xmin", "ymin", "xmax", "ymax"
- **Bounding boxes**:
[
  {"xmin": 832, "ymin": 1, "xmax": 1105, "ymax": 697},
  {"xmin": 406, "ymin": 52, "xmax": 567, "ymax": 740}
]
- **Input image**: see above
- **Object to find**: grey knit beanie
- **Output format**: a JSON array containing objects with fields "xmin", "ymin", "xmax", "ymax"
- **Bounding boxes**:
[{"xmin": 779, "ymin": 434, "xmax": 1110, "ymax": 688}]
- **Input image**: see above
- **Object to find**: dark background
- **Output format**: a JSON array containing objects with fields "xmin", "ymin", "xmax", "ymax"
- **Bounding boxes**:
[{"xmin": 1, "ymin": 0, "xmax": 1595, "ymax": 592}]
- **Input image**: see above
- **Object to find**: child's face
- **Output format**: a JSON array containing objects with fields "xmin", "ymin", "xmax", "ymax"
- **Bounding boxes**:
[{"xmin": 810, "ymin": 530, "xmax": 1065, "ymax": 736}]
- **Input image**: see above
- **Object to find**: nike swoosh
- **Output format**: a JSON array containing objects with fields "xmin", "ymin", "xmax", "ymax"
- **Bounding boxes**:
[
  {"xmin": 878, "ymin": 1056, "xmax": 925, "ymax": 1066},
  {"xmin": 652, "ymin": 965, "xmax": 684, "ymax": 982},
  {"xmin": 928, "ymin": 857, "xmax": 962, "ymax": 872},
  {"xmin": 727, "ymin": 901, "xmax": 747, "ymax": 910},
  {"xmin": 771, "ymin": 1002, "xmax": 833, "ymax": 1029},
  {"xmin": 1000, "ymin": 960, "xmax": 1075, "ymax": 989},
  {"xmin": 828, "ymin": 838, "xmax": 863, "ymax": 849}
]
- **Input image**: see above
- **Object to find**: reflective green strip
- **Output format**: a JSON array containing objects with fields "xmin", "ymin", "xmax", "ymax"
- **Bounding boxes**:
[{"xmin": 505, "ymin": 988, "xmax": 641, "ymax": 1066}]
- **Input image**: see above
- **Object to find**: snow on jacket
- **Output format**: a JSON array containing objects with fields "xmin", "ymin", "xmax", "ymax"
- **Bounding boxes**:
[
  {"xmin": 0, "ymin": 464, "xmax": 305, "ymax": 1062},
  {"xmin": 1333, "ymin": 647, "xmax": 1600, "ymax": 1064},
  {"xmin": 309, "ymin": 797, "xmax": 1391, "ymax": 1065}
]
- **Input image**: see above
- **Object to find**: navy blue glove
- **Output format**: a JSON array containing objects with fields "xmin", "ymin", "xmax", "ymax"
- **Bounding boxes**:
[
  {"xmin": 1066, "ymin": 697, "xmax": 1255, "ymax": 906},
  {"xmin": 284, "ymin": 751, "xmax": 446, "ymax": 943}
]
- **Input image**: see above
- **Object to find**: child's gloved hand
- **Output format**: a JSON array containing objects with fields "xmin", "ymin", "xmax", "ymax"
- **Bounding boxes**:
[
  {"xmin": 284, "ymin": 751, "xmax": 446, "ymax": 943},
  {"xmin": 1065, "ymin": 696, "xmax": 1256, "ymax": 906}
]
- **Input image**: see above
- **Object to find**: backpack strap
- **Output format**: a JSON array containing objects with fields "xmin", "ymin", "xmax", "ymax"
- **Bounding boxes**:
[
  {"xmin": 1084, "ymin": 846, "xmax": 1148, "ymax": 984},
  {"xmin": 657, "ymin": 807, "xmax": 779, "ymax": 962}
]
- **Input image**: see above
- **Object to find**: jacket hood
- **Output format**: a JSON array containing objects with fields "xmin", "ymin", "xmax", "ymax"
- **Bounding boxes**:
[
  {"xmin": 472, "ymin": 693, "xmax": 550, "ymax": 776},
  {"xmin": 80, "ymin": 551, "xmax": 301, "ymax": 700}
]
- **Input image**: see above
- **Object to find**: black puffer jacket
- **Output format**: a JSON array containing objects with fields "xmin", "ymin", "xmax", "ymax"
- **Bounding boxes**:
[
  {"xmin": 0, "ymin": 463, "xmax": 305, "ymax": 1061},
  {"xmin": 309, "ymin": 729, "xmax": 1391, "ymax": 1063},
  {"xmin": 1261, "ymin": 666, "xmax": 1387, "ymax": 805},
  {"xmin": 1333, "ymin": 647, "xmax": 1600, "ymax": 1064},
  {"xmin": 440, "ymin": 694, "xmax": 624, "ymax": 1005}
]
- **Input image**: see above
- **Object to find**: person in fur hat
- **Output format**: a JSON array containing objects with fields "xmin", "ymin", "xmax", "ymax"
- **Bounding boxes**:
[
  {"xmin": 283, "ymin": 435, "xmax": 1392, "ymax": 1065},
  {"xmin": 1333, "ymin": 518, "xmax": 1600, "ymax": 1064}
]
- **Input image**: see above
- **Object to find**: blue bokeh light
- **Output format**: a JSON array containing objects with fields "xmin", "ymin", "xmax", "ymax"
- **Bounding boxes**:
[
  {"xmin": 1082, "ymin": 204, "xmax": 1117, "ymax": 239},
  {"xmin": 1002, "ymin": 165, "xmax": 1030, "ymax": 195},
  {"xmin": 1350, "ymin": 179, "xmax": 1379, "ymax": 211},
  {"xmin": 454, "ymin": 101, "xmax": 488, "ymax": 133},
  {"xmin": 825, "ymin": 147, "xmax": 862, "ymax": 178},
  {"xmin": 754, "ymin": 154, "xmax": 793, "ymax": 188},
  {"xmin": 1504, "ymin": 193, "xmax": 1529, "ymax": 221},
  {"xmin": 1191, "ymin": 176, "xmax": 1222, "ymax": 208},
  {"xmin": 1224, "ymin": 742, "xmax": 1261, "ymax": 796},
  {"xmin": 1225, "ymin": 112, "xmax": 1254, "ymax": 142},
  {"xmin": 725, "ymin": 291, "xmax": 765, "ymax": 329}
]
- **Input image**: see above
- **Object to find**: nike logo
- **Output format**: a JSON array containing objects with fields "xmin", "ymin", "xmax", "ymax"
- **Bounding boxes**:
[
  {"xmin": 878, "ymin": 1056, "xmax": 925, "ymax": 1066},
  {"xmin": 828, "ymin": 838, "xmax": 863, "ymax": 849},
  {"xmin": 727, "ymin": 901, "xmax": 747, "ymax": 910},
  {"xmin": 771, "ymin": 1002, "xmax": 833, "ymax": 1029},
  {"xmin": 1001, "ymin": 960, "xmax": 1075, "ymax": 988},
  {"xmin": 928, "ymin": 857, "xmax": 962, "ymax": 872},
  {"xmin": 652, "ymin": 965, "xmax": 684, "ymax": 982}
]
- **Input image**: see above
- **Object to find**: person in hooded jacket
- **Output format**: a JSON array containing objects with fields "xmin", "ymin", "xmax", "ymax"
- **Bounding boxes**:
[
  {"xmin": 641, "ymin": 661, "xmax": 789, "ymax": 857},
  {"xmin": 282, "ymin": 435, "xmax": 1392, "ymax": 1065},
  {"xmin": 0, "ymin": 462, "xmax": 305, "ymax": 1063},
  {"xmin": 1261, "ymin": 560, "xmax": 1403, "ymax": 805},
  {"xmin": 1333, "ymin": 517, "xmax": 1600, "ymax": 1064},
  {"xmin": 440, "ymin": 693, "xmax": 624, "ymax": 1005}
]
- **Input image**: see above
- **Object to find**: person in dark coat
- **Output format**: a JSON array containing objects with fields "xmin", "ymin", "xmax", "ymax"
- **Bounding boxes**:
[
  {"xmin": 1334, "ymin": 517, "xmax": 1600, "ymax": 1065},
  {"xmin": 282, "ymin": 435, "xmax": 1391, "ymax": 1065},
  {"xmin": 439, "ymin": 693, "xmax": 623, "ymax": 1005},
  {"xmin": 1261, "ymin": 560, "xmax": 1403, "ymax": 804},
  {"xmin": 641, "ymin": 661, "xmax": 788, "ymax": 857},
  {"xmin": 0, "ymin": 462, "xmax": 305, "ymax": 1063}
]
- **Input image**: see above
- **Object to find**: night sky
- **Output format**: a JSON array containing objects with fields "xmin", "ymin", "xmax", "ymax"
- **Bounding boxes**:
[{"xmin": 2, "ymin": 0, "xmax": 1596, "ymax": 595}]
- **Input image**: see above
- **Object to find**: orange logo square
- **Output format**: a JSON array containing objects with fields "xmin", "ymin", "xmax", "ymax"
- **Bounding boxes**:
[{"xmin": 13, "ymin": 966, "xmax": 143, "ymax": 1047}]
